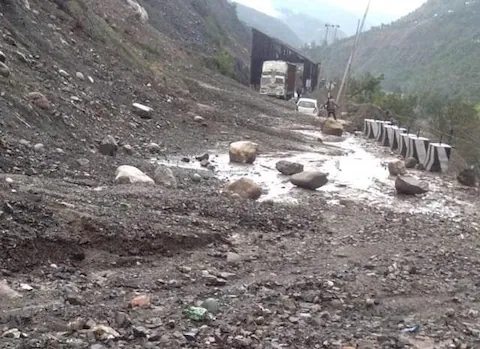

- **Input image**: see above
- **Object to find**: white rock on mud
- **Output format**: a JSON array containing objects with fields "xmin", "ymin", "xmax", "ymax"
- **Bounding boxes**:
[
  {"xmin": 125, "ymin": 0, "xmax": 149, "ymax": 23},
  {"xmin": 229, "ymin": 141, "xmax": 258, "ymax": 164},
  {"xmin": 115, "ymin": 165, "xmax": 154, "ymax": 185},
  {"xmin": 132, "ymin": 103, "xmax": 153, "ymax": 119}
]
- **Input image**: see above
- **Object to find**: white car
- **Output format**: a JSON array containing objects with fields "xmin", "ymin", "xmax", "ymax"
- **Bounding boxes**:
[{"xmin": 296, "ymin": 98, "xmax": 319, "ymax": 116}]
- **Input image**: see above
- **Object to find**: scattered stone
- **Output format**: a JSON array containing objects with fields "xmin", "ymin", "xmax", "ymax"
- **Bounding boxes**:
[
  {"xmin": 15, "ymin": 51, "xmax": 28, "ymax": 64},
  {"xmin": 115, "ymin": 165, "xmax": 155, "ymax": 185},
  {"xmin": 59, "ymin": 69, "xmax": 70, "ymax": 78},
  {"xmin": 132, "ymin": 326, "xmax": 149, "ymax": 338},
  {"xmin": 193, "ymin": 115, "xmax": 205, "ymax": 123},
  {"xmin": 322, "ymin": 118, "xmax": 344, "ymax": 136},
  {"xmin": 147, "ymin": 142, "xmax": 161, "ymax": 154},
  {"xmin": 76, "ymin": 158, "xmax": 90, "ymax": 167},
  {"xmin": 227, "ymin": 252, "xmax": 242, "ymax": 264},
  {"xmin": 20, "ymin": 283, "xmax": 33, "ymax": 291},
  {"xmin": 68, "ymin": 318, "xmax": 87, "ymax": 331},
  {"xmin": 201, "ymin": 298, "xmax": 220, "ymax": 314},
  {"xmin": 181, "ymin": 157, "xmax": 191, "ymax": 163},
  {"xmin": 229, "ymin": 141, "xmax": 258, "ymax": 164},
  {"xmin": 132, "ymin": 103, "xmax": 153, "ymax": 119},
  {"xmin": 395, "ymin": 176, "xmax": 429, "ymax": 195},
  {"xmin": 129, "ymin": 294, "xmax": 151, "ymax": 308},
  {"xmin": 19, "ymin": 139, "xmax": 31, "ymax": 147},
  {"xmin": 388, "ymin": 160, "xmax": 407, "ymax": 176},
  {"xmin": 115, "ymin": 312, "xmax": 132, "ymax": 328},
  {"xmin": 33, "ymin": 143, "xmax": 45, "ymax": 153},
  {"xmin": 226, "ymin": 178, "xmax": 262, "ymax": 200},
  {"xmin": 290, "ymin": 171, "xmax": 328, "ymax": 190},
  {"xmin": 405, "ymin": 157, "xmax": 418, "ymax": 169},
  {"xmin": 120, "ymin": 144, "xmax": 135, "ymax": 155},
  {"xmin": 196, "ymin": 153, "xmax": 209, "ymax": 161},
  {"xmin": 276, "ymin": 160, "xmax": 304, "ymax": 176},
  {"xmin": 76, "ymin": 72, "xmax": 85, "ymax": 80},
  {"xmin": 457, "ymin": 168, "xmax": 476, "ymax": 187},
  {"xmin": 0, "ymin": 62, "xmax": 10, "ymax": 78},
  {"xmin": 192, "ymin": 173, "xmax": 202, "ymax": 183},
  {"xmin": 99, "ymin": 135, "xmax": 118, "ymax": 156},
  {"xmin": 91, "ymin": 325, "xmax": 120, "ymax": 340},
  {"xmin": 366, "ymin": 298, "xmax": 375, "ymax": 307},
  {"xmin": 154, "ymin": 165, "xmax": 177, "ymax": 188},
  {"xmin": 200, "ymin": 159, "xmax": 210, "ymax": 167},
  {"xmin": 0, "ymin": 280, "xmax": 22, "ymax": 299},
  {"xmin": 28, "ymin": 92, "xmax": 52, "ymax": 110},
  {"xmin": 2, "ymin": 328, "xmax": 23, "ymax": 339},
  {"xmin": 0, "ymin": 51, "xmax": 5, "ymax": 63}
]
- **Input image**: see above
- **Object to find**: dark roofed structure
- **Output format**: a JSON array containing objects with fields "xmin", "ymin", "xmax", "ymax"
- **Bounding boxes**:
[{"xmin": 250, "ymin": 28, "xmax": 320, "ymax": 91}]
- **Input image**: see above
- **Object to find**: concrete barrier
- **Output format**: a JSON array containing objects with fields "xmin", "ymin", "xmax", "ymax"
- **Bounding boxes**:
[
  {"xmin": 391, "ymin": 127, "xmax": 407, "ymax": 151},
  {"xmin": 375, "ymin": 121, "xmax": 391, "ymax": 142},
  {"xmin": 406, "ymin": 135, "xmax": 430, "ymax": 165},
  {"xmin": 382, "ymin": 125, "xmax": 395, "ymax": 147},
  {"xmin": 364, "ymin": 119, "xmax": 375, "ymax": 138},
  {"xmin": 424, "ymin": 143, "xmax": 452, "ymax": 172},
  {"xmin": 399, "ymin": 133, "xmax": 416, "ymax": 158}
]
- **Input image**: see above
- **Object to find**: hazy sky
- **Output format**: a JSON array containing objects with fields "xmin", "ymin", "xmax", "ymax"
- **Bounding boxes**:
[{"xmin": 235, "ymin": 0, "xmax": 428, "ymax": 20}]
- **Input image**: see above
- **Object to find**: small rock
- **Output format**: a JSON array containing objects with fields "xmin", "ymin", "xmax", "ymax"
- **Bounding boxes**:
[
  {"xmin": 154, "ymin": 165, "xmax": 177, "ymax": 188},
  {"xmin": 226, "ymin": 178, "xmax": 262, "ymax": 200},
  {"xmin": 388, "ymin": 160, "xmax": 407, "ymax": 176},
  {"xmin": 20, "ymin": 283, "xmax": 33, "ymax": 291},
  {"xmin": 201, "ymin": 298, "xmax": 220, "ymax": 314},
  {"xmin": 229, "ymin": 141, "xmax": 258, "ymax": 164},
  {"xmin": 91, "ymin": 325, "xmax": 120, "ymax": 340},
  {"xmin": 133, "ymin": 326, "xmax": 149, "ymax": 338},
  {"xmin": 183, "ymin": 330, "xmax": 198, "ymax": 341},
  {"xmin": 115, "ymin": 312, "xmax": 131, "ymax": 328},
  {"xmin": 76, "ymin": 72, "xmax": 85, "ymax": 80},
  {"xmin": 132, "ymin": 103, "xmax": 153, "ymax": 119},
  {"xmin": 405, "ymin": 157, "xmax": 418, "ymax": 169},
  {"xmin": 59, "ymin": 69, "xmax": 70, "ymax": 77},
  {"xmin": 120, "ymin": 144, "xmax": 135, "ymax": 155},
  {"xmin": 90, "ymin": 345, "xmax": 105, "ymax": 349},
  {"xmin": 275, "ymin": 160, "xmax": 304, "ymax": 176},
  {"xmin": 193, "ymin": 115, "xmax": 205, "ymax": 123},
  {"xmin": 200, "ymin": 159, "xmax": 210, "ymax": 167},
  {"xmin": 28, "ymin": 92, "xmax": 52, "ymax": 110},
  {"xmin": 227, "ymin": 252, "xmax": 242, "ymax": 264},
  {"xmin": 19, "ymin": 139, "xmax": 31, "ymax": 147},
  {"xmin": 290, "ymin": 171, "xmax": 328, "ymax": 190},
  {"xmin": 15, "ymin": 51, "xmax": 28, "ymax": 64},
  {"xmin": 66, "ymin": 292, "xmax": 85, "ymax": 306},
  {"xmin": 196, "ymin": 153, "xmax": 209, "ymax": 161},
  {"xmin": 68, "ymin": 318, "xmax": 87, "ymax": 331},
  {"xmin": 115, "ymin": 165, "xmax": 154, "ymax": 185},
  {"xmin": 457, "ymin": 168, "xmax": 476, "ymax": 187},
  {"xmin": 129, "ymin": 294, "xmax": 151, "ymax": 308},
  {"xmin": 0, "ymin": 62, "xmax": 10, "ymax": 78},
  {"xmin": 192, "ymin": 173, "xmax": 202, "ymax": 183},
  {"xmin": 76, "ymin": 158, "xmax": 90, "ymax": 167},
  {"xmin": 2, "ymin": 328, "xmax": 22, "ymax": 339},
  {"xmin": 446, "ymin": 308, "xmax": 455, "ymax": 317},
  {"xmin": 99, "ymin": 135, "xmax": 118, "ymax": 156},
  {"xmin": 181, "ymin": 157, "xmax": 190, "ymax": 163},
  {"xmin": 366, "ymin": 298, "xmax": 375, "ymax": 307},
  {"xmin": 0, "ymin": 280, "xmax": 22, "ymax": 299},
  {"xmin": 33, "ymin": 143, "xmax": 45, "ymax": 153},
  {"xmin": 0, "ymin": 51, "xmax": 5, "ymax": 63},
  {"xmin": 395, "ymin": 176, "xmax": 429, "ymax": 195},
  {"xmin": 147, "ymin": 142, "xmax": 161, "ymax": 154}
]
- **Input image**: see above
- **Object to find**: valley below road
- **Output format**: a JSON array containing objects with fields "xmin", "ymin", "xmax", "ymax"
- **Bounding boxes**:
[{"xmin": 1, "ymin": 101, "xmax": 480, "ymax": 349}]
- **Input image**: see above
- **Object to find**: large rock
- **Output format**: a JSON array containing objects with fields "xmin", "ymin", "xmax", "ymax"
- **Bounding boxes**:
[
  {"xmin": 276, "ymin": 160, "xmax": 304, "ymax": 176},
  {"xmin": 0, "ymin": 62, "xmax": 10, "ymax": 78},
  {"xmin": 395, "ymin": 176, "xmax": 429, "ymax": 195},
  {"xmin": 457, "ymin": 168, "xmax": 476, "ymax": 187},
  {"xmin": 226, "ymin": 178, "xmax": 262, "ymax": 200},
  {"xmin": 290, "ymin": 171, "xmax": 328, "ymax": 190},
  {"xmin": 132, "ymin": 103, "xmax": 153, "ymax": 119},
  {"xmin": 115, "ymin": 165, "xmax": 154, "ymax": 185},
  {"xmin": 154, "ymin": 165, "xmax": 177, "ymax": 188},
  {"xmin": 229, "ymin": 141, "xmax": 258, "ymax": 164},
  {"xmin": 99, "ymin": 135, "xmax": 118, "ymax": 156},
  {"xmin": 147, "ymin": 142, "xmax": 161, "ymax": 154},
  {"xmin": 388, "ymin": 160, "xmax": 407, "ymax": 176},
  {"xmin": 27, "ymin": 92, "xmax": 52, "ymax": 110},
  {"xmin": 322, "ymin": 119, "xmax": 344, "ymax": 137},
  {"xmin": 405, "ymin": 157, "xmax": 418, "ymax": 169}
]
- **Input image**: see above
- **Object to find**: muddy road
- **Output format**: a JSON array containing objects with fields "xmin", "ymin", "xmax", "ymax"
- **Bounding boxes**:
[{"xmin": 1, "ymin": 114, "xmax": 480, "ymax": 349}]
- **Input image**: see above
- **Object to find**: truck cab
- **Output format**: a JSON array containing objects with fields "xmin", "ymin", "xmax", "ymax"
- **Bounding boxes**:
[{"xmin": 260, "ymin": 61, "xmax": 296, "ymax": 100}]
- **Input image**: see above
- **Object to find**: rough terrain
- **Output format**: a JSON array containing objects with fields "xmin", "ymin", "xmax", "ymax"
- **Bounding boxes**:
[{"xmin": 1, "ymin": 1, "xmax": 480, "ymax": 349}]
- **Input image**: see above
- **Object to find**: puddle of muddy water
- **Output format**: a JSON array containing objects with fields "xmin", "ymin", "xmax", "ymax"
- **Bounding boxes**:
[{"xmin": 156, "ymin": 130, "xmax": 474, "ymax": 219}]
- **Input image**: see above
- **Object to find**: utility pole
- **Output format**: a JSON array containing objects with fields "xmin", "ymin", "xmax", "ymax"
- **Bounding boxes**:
[
  {"xmin": 324, "ymin": 24, "xmax": 331, "ymax": 46},
  {"xmin": 333, "ymin": 25, "xmax": 341, "ymax": 42}
]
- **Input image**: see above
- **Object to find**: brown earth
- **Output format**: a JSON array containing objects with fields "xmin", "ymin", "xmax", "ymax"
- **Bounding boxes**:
[{"xmin": 1, "ymin": 1, "xmax": 480, "ymax": 349}]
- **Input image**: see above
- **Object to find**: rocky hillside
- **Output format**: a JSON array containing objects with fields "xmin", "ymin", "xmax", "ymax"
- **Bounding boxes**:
[
  {"xmin": 235, "ymin": 3, "xmax": 302, "ymax": 48},
  {"xmin": 309, "ymin": 0, "xmax": 480, "ymax": 100}
]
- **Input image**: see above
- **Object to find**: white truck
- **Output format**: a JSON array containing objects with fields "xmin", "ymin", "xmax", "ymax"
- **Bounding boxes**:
[{"xmin": 259, "ymin": 61, "xmax": 297, "ymax": 99}]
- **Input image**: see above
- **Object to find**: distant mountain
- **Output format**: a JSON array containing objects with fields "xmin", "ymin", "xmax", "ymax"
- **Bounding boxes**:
[
  {"xmin": 234, "ymin": 3, "xmax": 302, "ymax": 48},
  {"xmin": 277, "ymin": 8, "xmax": 347, "ymax": 45},
  {"xmin": 308, "ymin": 0, "xmax": 480, "ymax": 100},
  {"xmin": 270, "ymin": 0, "xmax": 367, "ymax": 36}
]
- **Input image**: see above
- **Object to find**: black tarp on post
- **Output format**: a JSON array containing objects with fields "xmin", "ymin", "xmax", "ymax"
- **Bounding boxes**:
[{"xmin": 250, "ymin": 28, "xmax": 320, "ymax": 91}]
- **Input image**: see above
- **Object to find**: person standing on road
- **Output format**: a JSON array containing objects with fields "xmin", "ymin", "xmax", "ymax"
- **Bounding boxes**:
[{"xmin": 324, "ymin": 94, "xmax": 339, "ymax": 120}]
